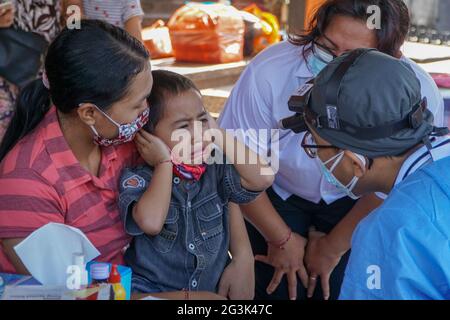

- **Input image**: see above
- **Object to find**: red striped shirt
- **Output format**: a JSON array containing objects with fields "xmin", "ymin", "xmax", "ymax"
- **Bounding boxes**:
[{"xmin": 0, "ymin": 106, "xmax": 139, "ymax": 273}]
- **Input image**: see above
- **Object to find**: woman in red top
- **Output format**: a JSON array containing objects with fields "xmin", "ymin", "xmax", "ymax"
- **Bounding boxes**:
[{"xmin": 0, "ymin": 20, "xmax": 153, "ymax": 274}]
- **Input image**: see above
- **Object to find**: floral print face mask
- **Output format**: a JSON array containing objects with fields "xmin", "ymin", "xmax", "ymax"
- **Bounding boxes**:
[{"xmin": 90, "ymin": 106, "xmax": 150, "ymax": 147}]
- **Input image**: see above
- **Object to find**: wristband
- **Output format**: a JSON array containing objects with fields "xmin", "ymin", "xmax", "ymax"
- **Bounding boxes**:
[
  {"xmin": 158, "ymin": 159, "xmax": 172, "ymax": 166},
  {"xmin": 267, "ymin": 228, "xmax": 292, "ymax": 250}
]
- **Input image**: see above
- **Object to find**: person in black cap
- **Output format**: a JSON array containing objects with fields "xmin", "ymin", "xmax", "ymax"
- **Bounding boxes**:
[
  {"xmin": 219, "ymin": 0, "xmax": 445, "ymax": 301},
  {"xmin": 288, "ymin": 48, "xmax": 450, "ymax": 299}
]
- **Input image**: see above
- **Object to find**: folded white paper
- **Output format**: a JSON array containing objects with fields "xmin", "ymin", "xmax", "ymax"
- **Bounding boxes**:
[{"xmin": 14, "ymin": 223, "xmax": 100, "ymax": 286}]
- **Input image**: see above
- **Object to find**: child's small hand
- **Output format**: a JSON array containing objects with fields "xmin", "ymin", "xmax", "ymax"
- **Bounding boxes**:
[{"xmin": 135, "ymin": 131, "xmax": 171, "ymax": 167}]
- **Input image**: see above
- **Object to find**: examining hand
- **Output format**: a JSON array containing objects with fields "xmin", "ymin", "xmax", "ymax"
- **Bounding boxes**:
[
  {"xmin": 218, "ymin": 254, "xmax": 255, "ymax": 300},
  {"xmin": 304, "ymin": 227, "xmax": 343, "ymax": 300},
  {"xmin": 135, "ymin": 131, "xmax": 171, "ymax": 167},
  {"xmin": 255, "ymin": 232, "xmax": 309, "ymax": 300}
]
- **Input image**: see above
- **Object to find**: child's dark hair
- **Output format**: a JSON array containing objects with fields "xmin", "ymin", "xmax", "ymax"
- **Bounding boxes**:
[
  {"xmin": 145, "ymin": 70, "xmax": 200, "ymax": 133},
  {"xmin": 0, "ymin": 19, "xmax": 149, "ymax": 162}
]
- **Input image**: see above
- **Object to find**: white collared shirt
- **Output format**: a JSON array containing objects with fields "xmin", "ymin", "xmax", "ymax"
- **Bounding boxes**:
[{"xmin": 218, "ymin": 41, "xmax": 445, "ymax": 204}]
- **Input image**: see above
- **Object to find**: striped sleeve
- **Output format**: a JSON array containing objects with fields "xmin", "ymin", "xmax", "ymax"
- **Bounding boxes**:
[
  {"xmin": 122, "ymin": 0, "xmax": 144, "ymax": 22},
  {"xmin": 0, "ymin": 168, "xmax": 64, "ymax": 239}
]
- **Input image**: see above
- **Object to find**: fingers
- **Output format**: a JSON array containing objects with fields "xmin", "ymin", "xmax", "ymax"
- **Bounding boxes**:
[
  {"xmin": 266, "ymin": 269, "xmax": 284, "ymax": 295},
  {"xmin": 136, "ymin": 131, "xmax": 158, "ymax": 148},
  {"xmin": 255, "ymin": 255, "xmax": 285, "ymax": 295},
  {"xmin": 136, "ymin": 131, "xmax": 154, "ymax": 144},
  {"xmin": 138, "ymin": 129, "xmax": 159, "ymax": 142},
  {"xmin": 297, "ymin": 264, "xmax": 309, "ymax": 289},
  {"xmin": 135, "ymin": 132, "xmax": 146, "ymax": 145},
  {"xmin": 321, "ymin": 273, "xmax": 331, "ymax": 300},
  {"xmin": 254, "ymin": 255, "xmax": 270, "ymax": 265},
  {"xmin": 287, "ymin": 271, "xmax": 297, "ymax": 300},
  {"xmin": 307, "ymin": 274, "xmax": 317, "ymax": 299}
]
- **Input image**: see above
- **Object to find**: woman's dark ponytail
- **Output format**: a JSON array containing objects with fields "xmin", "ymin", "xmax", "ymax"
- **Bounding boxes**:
[
  {"xmin": 0, "ymin": 79, "xmax": 51, "ymax": 161},
  {"xmin": 0, "ymin": 19, "xmax": 150, "ymax": 162}
]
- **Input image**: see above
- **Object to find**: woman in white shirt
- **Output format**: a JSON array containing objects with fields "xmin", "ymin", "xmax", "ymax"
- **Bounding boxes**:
[{"xmin": 219, "ymin": 0, "xmax": 445, "ymax": 300}]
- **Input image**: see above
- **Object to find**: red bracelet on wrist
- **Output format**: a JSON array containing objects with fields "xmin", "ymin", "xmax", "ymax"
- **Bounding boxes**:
[{"xmin": 267, "ymin": 229, "xmax": 292, "ymax": 250}]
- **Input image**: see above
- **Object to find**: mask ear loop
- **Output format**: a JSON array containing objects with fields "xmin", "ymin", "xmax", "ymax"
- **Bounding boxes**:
[
  {"xmin": 345, "ymin": 176, "xmax": 359, "ymax": 191},
  {"xmin": 344, "ymin": 153, "xmax": 367, "ymax": 191},
  {"xmin": 90, "ymin": 125, "xmax": 100, "ymax": 136},
  {"xmin": 78, "ymin": 103, "xmax": 121, "ymax": 128},
  {"xmin": 327, "ymin": 152, "xmax": 366, "ymax": 192},
  {"xmin": 92, "ymin": 105, "xmax": 121, "ymax": 128},
  {"xmin": 324, "ymin": 151, "xmax": 345, "ymax": 173}
]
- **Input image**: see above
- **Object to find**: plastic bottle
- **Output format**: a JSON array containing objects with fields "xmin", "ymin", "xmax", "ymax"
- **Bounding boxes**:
[
  {"xmin": 90, "ymin": 263, "xmax": 110, "ymax": 285},
  {"xmin": 0, "ymin": 275, "xmax": 4, "ymax": 298},
  {"xmin": 108, "ymin": 264, "xmax": 126, "ymax": 300},
  {"xmin": 72, "ymin": 253, "xmax": 89, "ymax": 288}
]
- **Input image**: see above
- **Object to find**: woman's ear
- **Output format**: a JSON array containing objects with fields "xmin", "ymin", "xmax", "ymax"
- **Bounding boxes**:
[
  {"xmin": 344, "ymin": 151, "xmax": 367, "ymax": 178},
  {"xmin": 77, "ymin": 103, "xmax": 98, "ymax": 126}
]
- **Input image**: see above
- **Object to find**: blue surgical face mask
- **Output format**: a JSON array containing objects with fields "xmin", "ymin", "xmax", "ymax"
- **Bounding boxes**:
[
  {"xmin": 308, "ymin": 44, "xmax": 335, "ymax": 76},
  {"xmin": 318, "ymin": 151, "xmax": 366, "ymax": 200}
]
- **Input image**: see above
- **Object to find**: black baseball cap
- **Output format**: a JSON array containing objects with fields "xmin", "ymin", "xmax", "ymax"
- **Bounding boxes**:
[{"xmin": 306, "ymin": 48, "xmax": 438, "ymax": 158}]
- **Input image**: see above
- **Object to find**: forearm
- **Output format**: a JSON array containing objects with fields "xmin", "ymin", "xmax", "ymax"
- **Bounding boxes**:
[
  {"xmin": 124, "ymin": 16, "xmax": 143, "ymax": 42},
  {"xmin": 216, "ymin": 129, "xmax": 274, "ymax": 191},
  {"xmin": 228, "ymin": 203, "xmax": 253, "ymax": 260},
  {"xmin": 326, "ymin": 193, "xmax": 383, "ymax": 255},
  {"xmin": 2, "ymin": 238, "xmax": 30, "ymax": 275},
  {"xmin": 240, "ymin": 191, "xmax": 291, "ymax": 243},
  {"xmin": 133, "ymin": 163, "xmax": 173, "ymax": 235}
]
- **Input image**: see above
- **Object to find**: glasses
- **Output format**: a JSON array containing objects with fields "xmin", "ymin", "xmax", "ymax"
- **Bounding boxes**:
[
  {"xmin": 312, "ymin": 40, "xmax": 338, "ymax": 61},
  {"xmin": 301, "ymin": 131, "xmax": 338, "ymax": 159}
]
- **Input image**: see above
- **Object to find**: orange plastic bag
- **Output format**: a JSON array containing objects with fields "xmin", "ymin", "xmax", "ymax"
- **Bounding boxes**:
[
  {"xmin": 142, "ymin": 20, "xmax": 174, "ymax": 59},
  {"xmin": 243, "ymin": 4, "xmax": 280, "ymax": 55},
  {"xmin": 168, "ymin": 3, "xmax": 245, "ymax": 64}
]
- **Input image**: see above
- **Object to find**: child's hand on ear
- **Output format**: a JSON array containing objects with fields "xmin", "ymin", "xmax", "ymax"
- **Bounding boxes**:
[{"xmin": 135, "ymin": 131, "xmax": 171, "ymax": 167}]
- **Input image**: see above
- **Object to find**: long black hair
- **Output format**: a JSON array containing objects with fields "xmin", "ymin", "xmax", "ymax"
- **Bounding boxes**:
[
  {"xmin": 0, "ymin": 19, "xmax": 150, "ymax": 161},
  {"xmin": 290, "ymin": 0, "xmax": 410, "ymax": 58}
]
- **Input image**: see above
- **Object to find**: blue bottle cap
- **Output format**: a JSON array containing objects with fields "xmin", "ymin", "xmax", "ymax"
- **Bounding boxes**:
[{"xmin": 90, "ymin": 263, "xmax": 110, "ymax": 281}]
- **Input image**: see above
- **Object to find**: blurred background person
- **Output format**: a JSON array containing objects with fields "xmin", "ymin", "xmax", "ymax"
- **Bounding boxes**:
[
  {"xmin": 0, "ymin": 0, "xmax": 62, "ymax": 141},
  {"xmin": 63, "ymin": 0, "xmax": 144, "ymax": 42}
]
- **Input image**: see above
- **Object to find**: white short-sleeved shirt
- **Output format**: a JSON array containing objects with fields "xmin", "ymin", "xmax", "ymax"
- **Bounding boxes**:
[
  {"xmin": 83, "ymin": 0, "xmax": 144, "ymax": 28},
  {"xmin": 218, "ymin": 41, "xmax": 445, "ymax": 204}
]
